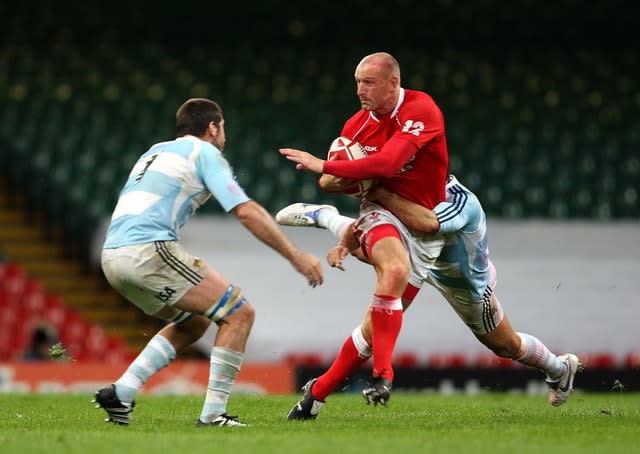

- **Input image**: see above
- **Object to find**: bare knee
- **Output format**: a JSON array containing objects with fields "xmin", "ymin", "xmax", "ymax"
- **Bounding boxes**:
[
  {"xmin": 379, "ymin": 262, "xmax": 409, "ymax": 291},
  {"xmin": 226, "ymin": 302, "xmax": 255, "ymax": 329}
]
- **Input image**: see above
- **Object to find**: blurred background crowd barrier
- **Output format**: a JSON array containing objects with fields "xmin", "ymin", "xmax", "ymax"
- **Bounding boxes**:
[{"xmin": 0, "ymin": 0, "xmax": 638, "ymax": 393}]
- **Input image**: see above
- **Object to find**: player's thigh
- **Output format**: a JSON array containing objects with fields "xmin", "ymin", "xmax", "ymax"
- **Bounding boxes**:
[
  {"xmin": 102, "ymin": 241, "xmax": 225, "ymax": 318},
  {"xmin": 356, "ymin": 203, "xmax": 443, "ymax": 285},
  {"xmin": 425, "ymin": 274, "xmax": 504, "ymax": 335},
  {"xmin": 176, "ymin": 265, "xmax": 256, "ymax": 328},
  {"xmin": 356, "ymin": 204, "xmax": 408, "ymax": 269},
  {"xmin": 175, "ymin": 266, "xmax": 232, "ymax": 314},
  {"xmin": 370, "ymin": 236, "xmax": 410, "ymax": 270}
]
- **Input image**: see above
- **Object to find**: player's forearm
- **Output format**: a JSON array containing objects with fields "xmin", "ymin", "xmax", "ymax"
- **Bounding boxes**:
[
  {"xmin": 233, "ymin": 200, "xmax": 300, "ymax": 261},
  {"xmin": 318, "ymin": 174, "xmax": 357, "ymax": 192},
  {"xmin": 369, "ymin": 186, "xmax": 440, "ymax": 233}
]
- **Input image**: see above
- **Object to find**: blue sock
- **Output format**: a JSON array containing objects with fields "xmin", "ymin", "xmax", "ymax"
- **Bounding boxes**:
[
  {"xmin": 516, "ymin": 332, "xmax": 565, "ymax": 380},
  {"xmin": 114, "ymin": 334, "xmax": 176, "ymax": 403},
  {"xmin": 199, "ymin": 347, "xmax": 243, "ymax": 422}
]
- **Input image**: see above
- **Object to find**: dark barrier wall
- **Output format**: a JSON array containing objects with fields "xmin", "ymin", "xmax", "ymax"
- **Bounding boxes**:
[{"xmin": 296, "ymin": 366, "xmax": 640, "ymax": 393}]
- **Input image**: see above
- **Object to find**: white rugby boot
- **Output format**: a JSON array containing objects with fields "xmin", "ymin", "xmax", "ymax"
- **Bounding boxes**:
[
  {"xmin": 546, "ymin": 353, "xmax": 584, "ymax": 406},
  {"xmin": 275, "ymin": 203, "xmax": 338, "ymax": 228}
]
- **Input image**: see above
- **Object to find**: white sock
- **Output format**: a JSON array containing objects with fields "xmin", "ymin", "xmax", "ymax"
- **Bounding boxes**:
[
  {"xmin": 199, "ymin": 346, "xmax": 243, "ymax": 422},
  {"xmin": 515, "ymin": 332, "xmax": 566, "ymax": 380},
  {"xmin": 115, "ymin": 334, "xmax": 176, "ymax": 403},
  {"xmin": 317, "ymin": 210, "xmax": 355, "ymax": 239},
  {"xmin": 351, "ymin": 324, "xmax": 372, "ymax": 358}
]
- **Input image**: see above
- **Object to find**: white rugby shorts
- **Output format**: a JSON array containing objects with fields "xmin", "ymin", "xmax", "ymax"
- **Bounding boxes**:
[
  {"xmin": 426, "ymin": 260, "xmax": 504, "ymax": 334},
  {"xmin": 354, "ymin": 202, "xmax": 445, "ymax": 288},
  {"xmin": 101, "ymin": 241, "xmax": 206, "ymax": 315}
]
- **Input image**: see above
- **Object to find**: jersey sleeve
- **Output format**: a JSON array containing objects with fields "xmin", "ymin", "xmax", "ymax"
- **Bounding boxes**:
[
  {"xmin": 434, "ymin": 202, "xmax": 467, "ymax": 233},
  {"xmin": 434, "ymin": 191, "xmax": 481, "ymax": 234},
  {"xmin": 197, "ymin": 146, "xmax": 250, "ymax": 212},
  {"xmin": 322, "ymin": 137, "xmax": 417, "ymax": 179},
  {"xmin": 395, "ymin": 94, "xmax": 445, "ymax": 149}
]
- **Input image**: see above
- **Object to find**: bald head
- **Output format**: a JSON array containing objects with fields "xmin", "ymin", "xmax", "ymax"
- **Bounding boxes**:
[
  {"xmin": 357, "ymin": 52, "xmax": 401, "ymax": 82},
  {"xmin": 354, "ymin": 52, "xmax": 402, "ymax": 115}
]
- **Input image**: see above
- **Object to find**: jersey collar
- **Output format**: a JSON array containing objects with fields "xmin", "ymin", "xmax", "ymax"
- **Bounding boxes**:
[
  {"xmin": 389, "ymin": 87, "xmax": 405, "ymax": 118},
  {"xmin": 369, "ymin": 88, "xmax": 405, "ymax": 122}
]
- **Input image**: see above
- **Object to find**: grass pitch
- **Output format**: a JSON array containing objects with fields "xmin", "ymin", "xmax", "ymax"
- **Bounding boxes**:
[{"xmin": 1, "ymin": 392, "xmax": 638, "ymax": 453}]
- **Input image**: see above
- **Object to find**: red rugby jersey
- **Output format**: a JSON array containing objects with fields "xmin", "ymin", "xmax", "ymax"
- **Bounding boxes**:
[{"xmin": 323, "ymin": 88, "xmax": 448, "ymax": 209}]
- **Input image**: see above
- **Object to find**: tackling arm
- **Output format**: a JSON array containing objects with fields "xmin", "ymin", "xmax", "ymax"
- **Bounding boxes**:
[
  {"xmin": 318, "ymin": 151, "xmax": 359, "ymax": 193},
  {"xmin": 367, "ymin": 186, "xmax": 440, "ymax": 233},
  {"xmin": 318, "ymin": 174, "xmax": 361, "ymax": 193}
]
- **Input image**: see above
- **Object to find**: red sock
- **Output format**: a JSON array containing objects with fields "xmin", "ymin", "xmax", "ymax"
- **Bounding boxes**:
[
  {"xmin": 312, "ymin": 336, "xmax": 369, "ymax": 400},
  {"xmin": 370, "ymin": 296, "xmax": 403, "ymax": 381}
]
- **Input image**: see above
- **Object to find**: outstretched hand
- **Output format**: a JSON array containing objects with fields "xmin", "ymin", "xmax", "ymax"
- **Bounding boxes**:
[
  {"xmin": 279, "ymin": 148, "xmax": 325, "ymax": 174},
  {"xmin": 327, "ymin": 244, "xmax": 350, "ymax": 271},
  {"xmin": 291, "ymin": 251, "xmax": 324, "ymax": 287}
]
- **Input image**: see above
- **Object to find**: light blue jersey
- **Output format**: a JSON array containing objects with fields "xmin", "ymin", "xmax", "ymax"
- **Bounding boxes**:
[
  {"xmin": 431, "ymin": 176, "xmax": 490, "ymax": 300},
  {"xmin": 103, "ymin": 135, "xmax": 250, "ymax": 248}
]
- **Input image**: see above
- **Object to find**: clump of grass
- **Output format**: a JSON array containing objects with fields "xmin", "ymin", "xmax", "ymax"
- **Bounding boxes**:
[{"xmin": 48, "ymin": 342, "xmax": 69, "ymax": 360}]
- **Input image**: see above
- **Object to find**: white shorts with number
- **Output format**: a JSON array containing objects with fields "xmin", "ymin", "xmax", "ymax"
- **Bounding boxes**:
[
  {"xmin": 101, "ymin": 241, "xmax": 207, "ymax": 315},
  {"xmin": 354, "ymin": 202, "xmax": 445, "ymax": 287}
]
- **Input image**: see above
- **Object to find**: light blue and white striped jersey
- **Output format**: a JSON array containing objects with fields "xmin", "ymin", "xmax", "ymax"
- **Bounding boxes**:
[
  {"xmin": 103, "ymin": 135, "xmax": 250, "ymax": 248},
  {"xmin": 431, "ymin": 176, "xmax": 490, "ymax": 300}
]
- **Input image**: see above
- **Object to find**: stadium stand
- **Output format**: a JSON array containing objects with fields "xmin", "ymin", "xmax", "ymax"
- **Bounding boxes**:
[
  {"xmin": 0, "ymin": 175, "xmax": 162, "ymax": 355},
  {"xmin": 0, "ymin": 261, "xmax": 132, "ymax": 362},
  {"xmin": 0, "ymin": 1, "xmax": 637, "ymax": 369},
  {"xmin": 1, "ymin": 4, "xmax": 637, "ymax": 247}
]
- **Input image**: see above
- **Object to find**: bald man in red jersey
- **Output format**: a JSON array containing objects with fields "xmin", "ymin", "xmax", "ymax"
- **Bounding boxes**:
[
  {"xmin": 280, "ymin": 52, "xmax": 448, "ymax": 411},
  {"xmin": 327, "ymin": 72, "xmax": 447, "ymax": 208}
]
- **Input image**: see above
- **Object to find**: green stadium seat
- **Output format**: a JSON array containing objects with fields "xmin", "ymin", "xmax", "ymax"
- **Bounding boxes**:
[{"xmin": 1, "ymin": 10, "xmax": 638, "ymax": 259}]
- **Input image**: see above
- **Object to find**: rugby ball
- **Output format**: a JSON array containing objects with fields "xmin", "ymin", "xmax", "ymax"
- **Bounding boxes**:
[{"xmin": 326, "ymin": 137, "xmax": 373, "ymax": 198}]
